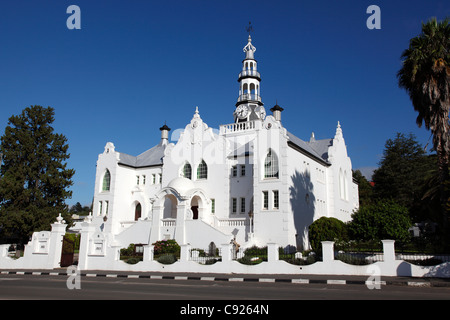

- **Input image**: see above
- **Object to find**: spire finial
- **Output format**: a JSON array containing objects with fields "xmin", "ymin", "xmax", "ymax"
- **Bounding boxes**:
[
  {"xmin": 335, "ymin": 121, "xmax": 343, "ymax": 140},
  {"xmin": 193, "ymin": 106, "xmax": 201, "ymax": 119}
]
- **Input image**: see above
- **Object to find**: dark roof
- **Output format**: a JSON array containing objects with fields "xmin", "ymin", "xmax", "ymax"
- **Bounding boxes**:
[
  {"xmin": 159, "ymin": 124, "xmax": 171, "ymax": 131},
  {"xmin": 286, "ymin": 131, "xmax": 332, "ymax": 165},
  {"xmin": 270, "ymin": 104, "xmax": 284, "ymax": 112},
  {"xmin": 118, "ymin": 143, "xmax": 166, "ymax": 168}
]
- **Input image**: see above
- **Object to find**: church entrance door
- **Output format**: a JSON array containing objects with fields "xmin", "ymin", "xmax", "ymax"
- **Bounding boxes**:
[{"xmin": 191, "ymin": 206, "xmax": 198, "ymax": 220}]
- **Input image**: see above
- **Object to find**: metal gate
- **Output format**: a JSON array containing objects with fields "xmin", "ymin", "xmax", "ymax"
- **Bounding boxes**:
[{"xmin": 60, "ymin": 235, "xmax": 75, "ymax": 267}]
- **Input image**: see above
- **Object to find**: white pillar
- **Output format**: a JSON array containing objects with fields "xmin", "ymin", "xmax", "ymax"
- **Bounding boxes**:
[
  {"xmin": 382, "ymin": 240, "xmax": 396, "ymax": 262},
  {"xmin": 48, "ymin": 222, "xmax": 67, "ymax": 269},
  {"xmin": 149, "ymin": 204, "xmax": 163, "ymax": 244},
  {"xmin": 221, "ymin": 243, "xmax": 233, "ymax": 262},
  {"xmin": 175, "ymin": 203, "xmax": 188, "ymax": 245},
  {"xmin": 78, "ymin": 221, "xmax": 95, "ymax": 270},
  {"xmin": 143, "ymin": 245, "xmax": 154, "ymax": 261},
  {"xmin": 267, "ymin": 243, "xmax": 279, "ymax": 262},
  {"xmin": 180, "ymin": 244, "xmax": 191, "ymax": 262},
  {"xmin": 321, "ymin": 241, "xmax": 335, "ymax": 263}
]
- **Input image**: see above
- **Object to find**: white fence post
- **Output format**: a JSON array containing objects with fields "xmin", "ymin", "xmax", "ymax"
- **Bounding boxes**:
[
  {"xmin": 382, "ymin": 240, "xmax": 396, "ymax": 262},
  {"xmin": 48, "ymin": 220, "xmax": 67, "ymax": 269},
  {"xmin": 77, "ymin": 221, "xmax": 95, "ymax": 270},
  {"xmin": 143, "ymin": 245, "xmax": 154, "ymax": 261},
  {"xmin": 221, "ymin": 243, "xmax": 233, "ymax": 262},
  {"xmin": 267, "ymin": 243, "xmax": 279, "ymax": 262},
  {"xmin": 180, "ymin": 244, "xmax": 191, "ymax": 262},
  {"xmin": 321, "ymin": 241, "xmax": 335, "ymax": 263}
]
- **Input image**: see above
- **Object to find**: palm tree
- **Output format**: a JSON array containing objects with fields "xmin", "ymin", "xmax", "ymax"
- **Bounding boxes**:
[{"xmin": 397, "ymin": 18, "xmax": 450, "ymax": 226}]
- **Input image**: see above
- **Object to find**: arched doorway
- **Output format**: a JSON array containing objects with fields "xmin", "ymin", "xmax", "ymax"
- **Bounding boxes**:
[
  {"xmin": 135, "ymin": 203, "xmax": 142, "ymax": 221},
  {"xmin": 163, "ymin": 194, "xmax": 178, "ymax": 219},
  {"xmin": 191, "ymin": 195, "xmax": 202, "ymax": 220}
]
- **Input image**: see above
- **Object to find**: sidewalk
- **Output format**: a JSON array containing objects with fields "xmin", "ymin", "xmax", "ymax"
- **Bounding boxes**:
[{"xmin": 2, "ymin": 269, "xmax": 450, "ymax": 288}]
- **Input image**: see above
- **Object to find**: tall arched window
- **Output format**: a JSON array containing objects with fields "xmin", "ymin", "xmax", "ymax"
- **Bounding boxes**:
[
  {"xmin": 264, "ymin": 149, "xmax": 279, "ymax": 178},
  {"xmin": 197, "ymin": 160, "xmax": 208, "ymax": 180},
  {"xmin": 339, "ymin": 169, "xmax": 348, "ymax": 200},
  {"xmin": 102, "ymin": 169, "xmax": 111, "ymax": 191},
  {"xmin": 135, "ymin": 203, "xmax": 142, "ymax": 221},
  {"xmin": 343, "ymin": 170, "xmax": 348, "ymax": 201},
  {"xmin": 182, "ymin": 162, "xmax": 192, "ymax": 180},
  {"xmin": 250, "ymin": 83, "xmax": 256, "ymax": 95}
]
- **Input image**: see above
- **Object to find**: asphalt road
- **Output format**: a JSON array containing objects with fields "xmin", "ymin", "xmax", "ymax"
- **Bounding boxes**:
[{"xmin": 0, "ymin": 273, "xmax": 449, "ymax": 301}]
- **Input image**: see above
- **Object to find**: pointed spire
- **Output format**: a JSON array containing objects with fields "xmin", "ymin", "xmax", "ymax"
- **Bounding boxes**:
[{"xmin": 335, "ymin": 121, "xmax": 343, "ymax": 140}]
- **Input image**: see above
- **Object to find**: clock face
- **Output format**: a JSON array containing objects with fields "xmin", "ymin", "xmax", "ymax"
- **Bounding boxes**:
[
  {"xmin": 236, "ymin": 105, "xmax": 249, "ymax": 119},
  {"xmin": 255, "ymin": 106, "xmax": 266, "ymax": 119}
]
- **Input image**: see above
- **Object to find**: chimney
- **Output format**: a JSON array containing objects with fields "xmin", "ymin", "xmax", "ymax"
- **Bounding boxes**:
[
  {"xmin": 270, "ymin": 103, "xmax": 284, "ymax": 121},
  {"xmin": 159, "ymin": 123, "xmax": 171, "ymax": 145}
]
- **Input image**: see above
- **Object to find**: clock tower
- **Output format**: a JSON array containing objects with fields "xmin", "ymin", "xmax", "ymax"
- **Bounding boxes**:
[{"xmin": 234, "ymin": 34, "xmax": 266, "ymax": 123}]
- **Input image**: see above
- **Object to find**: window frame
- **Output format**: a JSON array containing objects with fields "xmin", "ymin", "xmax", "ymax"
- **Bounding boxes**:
[
  {"xmin": 182, "ymin": 162, "xmax": 192, "ymax": 180},
  {"xmin": 232, "ymin": 198, "xmax": 237, "ymax": 214},
  {"xmin": 264, "ymin": 149, "xmax": 279, "ymax": 179},
  {"xmin": 240, "ymin": 197, "xmax": 246, "ymax": 214},
  {"xmin": 197, "ymin": 160, "xmax": 208, "ymax": 180},
  {"xmin": 102, "ymin": 169, "xmax": 111, "ymax": 192},
  {"xmin": 262, "ymin": 191, "xmax": 269, "ymax": 210},
  {"xmin": 273, "ymin": 190, "xmax": 279, "ymax": 209}
]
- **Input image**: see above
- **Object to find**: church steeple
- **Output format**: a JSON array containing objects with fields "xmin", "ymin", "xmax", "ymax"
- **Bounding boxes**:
[{"xmin": 234, "ymin": 33, "xmax": 266, "ymax": 123}]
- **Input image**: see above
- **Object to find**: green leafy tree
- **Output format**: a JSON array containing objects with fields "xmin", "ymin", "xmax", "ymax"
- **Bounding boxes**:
[
  {"xmin": 348, "ymin": 199, "xmax": 412, "ymax": 243},
  {"xmin": 352, "ymin": 170, "xmax": 373, "ymax": 207},
  {"xmin": 372, "ymin": 132, "xmax": 429, "ymax": 209},
  {"xmin": 397, "ymin": 18, "xmax": 450, "ymax": 220},
  {"xmin": 308, "ymin": 217, "xmax": 348, "ymax": 253},
  {"xmin": 69, "ymin": 201, "xmax": 91, "ymax": 216},
  {"xmin": 0, "ymin": 106, "xmax": 75, "ymax": 243}
]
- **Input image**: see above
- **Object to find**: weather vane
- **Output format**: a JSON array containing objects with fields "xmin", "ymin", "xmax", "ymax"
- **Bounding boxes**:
[{"xmin": 246, "ymin": 21, "xmax": 254, "ymax": 35}]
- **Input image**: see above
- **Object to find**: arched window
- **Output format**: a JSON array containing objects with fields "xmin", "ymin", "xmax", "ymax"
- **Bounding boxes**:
[
  {"xmin": 243, "ymin": 83, "xmax": 248, "ymax": 94},
  {"xmin": 339, "ymin": 169, "xmax": 348, "ymax": 200},
  {"xmin": 182, "ymin": 162, "xmax": 192, "ymax": 180},
  {"xmin": 197, "ymin": 160, "xmax": 208, "ymax": 180},
  {"xmin": 135, "ymin": 203, "xmax": 142, "ymax": 221},
  {"xmin": 343, "ymin": 170, "xmax": 348, "ymax": 201},
  {"xmin": 102, "ymin": 169, "xmax": 111, "ymax": 191},
  {"xmin": 264, "ymin": 149, "xmax": 279, "ymax": 179}
]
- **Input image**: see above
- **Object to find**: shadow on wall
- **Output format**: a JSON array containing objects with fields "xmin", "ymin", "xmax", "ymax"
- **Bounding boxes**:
[{"xmin": 290, "ymin": 169, "xmax": 315, "ymax": 251}]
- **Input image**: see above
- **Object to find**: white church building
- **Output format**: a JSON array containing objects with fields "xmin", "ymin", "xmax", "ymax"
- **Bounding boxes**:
[{"xmin": 90, "ymin": 35, "xmax": 359, "ymax": 251}]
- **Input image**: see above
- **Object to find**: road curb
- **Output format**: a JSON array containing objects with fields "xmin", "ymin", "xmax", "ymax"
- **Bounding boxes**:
[{"xmin": 2, "ymin": 270, "xmax": 449, "ymax": 287}]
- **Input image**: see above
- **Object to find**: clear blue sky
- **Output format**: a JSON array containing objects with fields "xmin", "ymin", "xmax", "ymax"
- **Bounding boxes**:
[{"xmin": 0, "ymin": 0, "xmax": 449, "ymax": 207}]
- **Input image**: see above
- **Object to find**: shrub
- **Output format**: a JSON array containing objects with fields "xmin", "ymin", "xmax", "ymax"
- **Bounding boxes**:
[
  {"xmin": 120, "ymin": 244, "xmax": 135, "ymax": 257},
  {"xmin": 244, "ymin": 245, "xmax": 267, "ymax": 256},
  {"xmin": 125, "ymin": 257, "xmax": 143, "ymax": 265},
  {"xmin": 152, "ymin": 239, "xmax": 180, "ymax": 256},
  {"xmin": 237, "ymin": 256, "xmax": 263, "ymax": 265},
  {"xmin": 236, "ymin": 246, "xmax": 267, "ymax": 265},
  {"xmin": 348, "ymin": 199, "xmax": 412, "ymax": 243},
  {"xmin": 120, "ymin": 243, "xmax": 144, "ymax": 264},
  {"xmin": 64, "ymin": 233, "xmax": 81, "ymax": 251},
  {"xmin": 308, "ymin": 217, "xmax": 348, "ymax": 253},
  {"xmin": 157, "ymin": 254, "xmax": 177, "ymax": 265}
]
